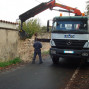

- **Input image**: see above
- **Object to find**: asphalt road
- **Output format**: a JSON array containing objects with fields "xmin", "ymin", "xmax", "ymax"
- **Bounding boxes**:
[{"xmin": 0, "ymin": 56, "xmax": 80, "ymax": 89}]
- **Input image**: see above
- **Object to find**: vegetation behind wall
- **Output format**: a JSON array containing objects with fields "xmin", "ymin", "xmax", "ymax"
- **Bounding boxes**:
[{"xmin": 20, "ymin": 19, "xmax": 41, "ymax": 38}]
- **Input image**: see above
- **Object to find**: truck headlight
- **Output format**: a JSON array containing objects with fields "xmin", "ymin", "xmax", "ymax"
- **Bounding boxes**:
[
  {"xmin": 83, "ymin": 42, "xmax": 89, "ymax": 48},
  {"xmin": 50, "ymin": 40, "xmax": 55, "ymax": 46}
]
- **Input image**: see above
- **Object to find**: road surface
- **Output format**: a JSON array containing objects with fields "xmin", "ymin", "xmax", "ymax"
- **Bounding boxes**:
[{"xmin": 0, "ymin": 56, "xmax": 80, "ymax": 89}]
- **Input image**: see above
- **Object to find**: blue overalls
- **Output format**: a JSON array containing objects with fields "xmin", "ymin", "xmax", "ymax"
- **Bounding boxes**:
[{"xmin": 32, "ymin": 41, "xmax": 43, "ymax": 64}]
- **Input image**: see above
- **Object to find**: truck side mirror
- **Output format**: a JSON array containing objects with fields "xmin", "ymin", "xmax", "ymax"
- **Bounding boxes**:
[{"xmin": 47, "ymin": 20, "xmax": 49, "ymax": 32}]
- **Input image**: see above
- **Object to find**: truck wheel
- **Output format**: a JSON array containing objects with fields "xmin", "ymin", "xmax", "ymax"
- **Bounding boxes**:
[
  {"xmin": 81, "ymin": 58, "xmax": 87, "ymax": 66},
  {"xmin": 86, "ymin": 58, "xmax": 89, "ymax": 66},
  {"xmin": 51, "ymin": 56, "xmax": 59, "ymax": 64}
]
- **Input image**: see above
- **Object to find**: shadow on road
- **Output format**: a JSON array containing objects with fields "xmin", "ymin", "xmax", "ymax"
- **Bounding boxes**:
[{"xmin": 51, "ymin": 57, "xmax": 81, "ymax": 69}]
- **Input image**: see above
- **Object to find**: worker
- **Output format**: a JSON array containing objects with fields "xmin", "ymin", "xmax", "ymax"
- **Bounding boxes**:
[{"xmin": 32, "ymin": 38, "xmax": 43, "ymax": 64}]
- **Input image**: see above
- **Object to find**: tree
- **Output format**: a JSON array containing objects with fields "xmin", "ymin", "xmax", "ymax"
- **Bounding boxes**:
[
  {"xmin": 86, "ymin": 1, "xmax": 89, "ymax": 15},
  {"xmin": 41, "ymin": 26, "xmax": 47, "ymax": 33},
  {"xmin": 22, "ymin": 18, "xmax": 41, "ymax": 38}
]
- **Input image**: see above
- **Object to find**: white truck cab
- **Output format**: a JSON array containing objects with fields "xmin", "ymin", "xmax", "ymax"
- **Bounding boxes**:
[{"xmin": 48, "ymin": 16, "xmax": 89, "ymax": 64}]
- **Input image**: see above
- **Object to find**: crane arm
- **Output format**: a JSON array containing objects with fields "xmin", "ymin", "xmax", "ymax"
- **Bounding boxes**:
[
  {"xmin": 54, "ymin": 3, "xmax": 82, "ymax": 16},
  {"xmin": 19, "ymin": 0, "xmax": 55, "ymax": 23},
  {"xmin": 19, "ymin": 0, "xmax": 82, "ymax": 23}
]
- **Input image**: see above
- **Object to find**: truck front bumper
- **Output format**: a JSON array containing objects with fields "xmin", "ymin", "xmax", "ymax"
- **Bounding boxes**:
[{"xmin": 50, "ymin": 48, "xmax": 89, "ymax": 58}]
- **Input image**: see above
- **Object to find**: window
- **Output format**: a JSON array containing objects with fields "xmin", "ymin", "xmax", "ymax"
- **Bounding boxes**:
[
  {"xmin": 65, "ymin": 24, "xmax": 72, "ymax": 30},
  {"xmin": 53, "ymin": 20, "xmax": 87, "ymax": 31}
]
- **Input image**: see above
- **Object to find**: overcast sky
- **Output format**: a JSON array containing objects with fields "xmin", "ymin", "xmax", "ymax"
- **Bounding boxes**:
[{"xmin": 0, "ymin": 0, "xmax": 88, "ymax": 26}]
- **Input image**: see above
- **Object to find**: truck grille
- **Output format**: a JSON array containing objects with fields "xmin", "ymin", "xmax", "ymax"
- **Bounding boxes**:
[{"xmin": 53, "ymin": 39, "xmax": 88, "ymax": 50}]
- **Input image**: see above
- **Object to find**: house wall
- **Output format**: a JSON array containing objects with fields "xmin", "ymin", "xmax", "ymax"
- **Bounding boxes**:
[{"xmin": 0, "ymin": 20, "xmax": 19, "ymax": 62}]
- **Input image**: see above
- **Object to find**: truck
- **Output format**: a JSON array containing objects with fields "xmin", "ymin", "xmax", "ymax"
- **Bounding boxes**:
[
  {"xmin": 48, "ymin": 16, "xmax": 89, "ymax": 64},
  {"xmin": 19, "ymin": 0, "xmax": 89, "ymax": 64}
]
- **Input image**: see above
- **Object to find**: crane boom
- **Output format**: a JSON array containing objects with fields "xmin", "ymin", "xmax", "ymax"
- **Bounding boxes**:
[
  {"xmin": 19, "ymin": 0, "xmax": 82, "ymax": 23},
  {"xmin": 19, "ymin": 0, "xmax": 55, "ymax": 23},
  {"xmin": 54, "ymin": 3, "xmax": 82, "ymax": 16}
]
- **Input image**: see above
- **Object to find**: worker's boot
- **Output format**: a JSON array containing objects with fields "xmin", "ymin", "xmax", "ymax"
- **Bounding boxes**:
[{"xmin": 39, "ymin": 61, "xmax": 43, "ymax": 64}]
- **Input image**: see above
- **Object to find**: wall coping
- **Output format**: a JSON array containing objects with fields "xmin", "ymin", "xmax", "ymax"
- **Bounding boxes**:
[
  {"xmin": 0, "ymin": 20, "xmax": 18, "ymax": 25},
  {"xmin": 0, "ymin": 20, "xmax": 19, "ymax": 30}
]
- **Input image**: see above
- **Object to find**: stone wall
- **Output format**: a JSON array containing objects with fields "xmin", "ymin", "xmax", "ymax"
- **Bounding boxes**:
[
  {"xmin": 0, "ymin": 20, "xmax": 51, "ymax": 62},
  {"xmin": 18, "ymin": 34, "xmax": 51, "ymax": 62},
  {"xmin": 0, "ymin": 20, "xmax": 19, "ymax": 62}
]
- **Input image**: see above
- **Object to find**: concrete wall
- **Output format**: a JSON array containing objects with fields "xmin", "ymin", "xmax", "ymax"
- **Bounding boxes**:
[{"xmin": 0, "ymin": 20, "xmax": 19, "ymax": 62}]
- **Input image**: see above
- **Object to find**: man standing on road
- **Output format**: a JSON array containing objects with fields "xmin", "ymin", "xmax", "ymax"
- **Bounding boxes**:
[{"xmin": 32, "ymin": 38, "xmax": 43, "ymax": 64}]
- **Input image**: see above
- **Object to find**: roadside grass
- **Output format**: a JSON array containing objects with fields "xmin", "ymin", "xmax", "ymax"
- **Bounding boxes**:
[
  {"xmin": 0, "ymin": 57, "xmax": 22, "ymax": 67},
  {"xmin": 42, "ymin": 50, "xmax": 49, "ymax": 55},
  {"xmin": 0, "ymin": 50, "xmax": 49, "ymax": 67}
]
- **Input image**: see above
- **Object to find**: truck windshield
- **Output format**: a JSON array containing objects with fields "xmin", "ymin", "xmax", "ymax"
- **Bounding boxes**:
[{"xmin": 52, "ymin": 20, "xmax": 88, "ymax": 34}]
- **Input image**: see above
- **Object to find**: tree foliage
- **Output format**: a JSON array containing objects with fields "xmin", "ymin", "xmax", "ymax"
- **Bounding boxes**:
[
  {"xmin": 41, "ymin": 26, "xmax": 47, "ymax": 33},
  {"xmin": 86, "ymin": 1, "xmax": 89, "ymax": 15},
  {"xmin": 22, "ymin": 19, "xmax": 41, "ymax": 38}
]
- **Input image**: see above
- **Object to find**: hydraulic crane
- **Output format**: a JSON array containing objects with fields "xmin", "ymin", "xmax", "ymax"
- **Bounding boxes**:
[
  {"xmin": 19, "ymin": 0, "xmax": 89, "ymax": 64},
  {"xmin": 19, "ymin": 0, "xmax": 82, "ymax": 39}
]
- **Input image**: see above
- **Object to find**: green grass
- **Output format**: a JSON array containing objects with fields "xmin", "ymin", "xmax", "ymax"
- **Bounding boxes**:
[
  {"xmin": 0, "ymin": 57, "xmax": 22, "ymax": 67},
  {"xmin": 42, "ymin": 50, "xmax": 49, "ymax": 55}
]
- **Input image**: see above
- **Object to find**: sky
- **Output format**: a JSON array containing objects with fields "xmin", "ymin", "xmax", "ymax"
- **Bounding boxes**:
[{"xmin": 0, "ymin": 0, "xmax": 88, "ymax": 26}]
